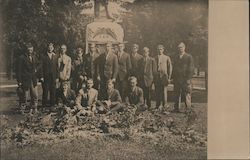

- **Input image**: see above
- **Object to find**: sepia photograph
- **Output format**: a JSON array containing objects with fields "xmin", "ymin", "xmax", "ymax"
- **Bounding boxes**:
[{"xmin": 0, "ymin": 0, "xmax": 208, "ymax": 159}]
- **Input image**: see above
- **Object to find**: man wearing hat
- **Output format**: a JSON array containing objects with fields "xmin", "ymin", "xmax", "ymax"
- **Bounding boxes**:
[
  {"xmin": 40, "ymin": 42, "xmax": 59, "ymax": 107},
  {"xmin": 172, "ymin": 42, "xmax": 194, "ymax": 112},
  {"xmin": 96, "ymin": 43, "xmax": 118, "ymax": 99},
  {"xmin": 116, "ymin": 42, "xmax": 131, "ymax": 101},
  {"xmin": 16, "ymin": 43, "xmax": 39, "ymax": 114},
  {"xmin": 130, "ymin": 44, "xmax": 143, "ymax": 78},
  {"xmin": 154, "ymin": 44, "xmax": 172, "ymax": 110},
  {"xmin": 83, "ymin": 43, "xmax": 100, "ymax": 90}
]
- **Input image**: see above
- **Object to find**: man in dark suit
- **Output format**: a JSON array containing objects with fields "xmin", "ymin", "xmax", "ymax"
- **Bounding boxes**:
[
  {"xmin": 97, "ymin": 43, "xmax": 118, "ymax": 99},
  {"xmin": 172, "ymin": 42, "xmax": 194, "ymax": 112},
  {"xmin": 125, "ymin": 76, "xmax": 144, "ymax": 108},
  {"xmin": 40, "ymin": 43, "xmax": 59, "ymax": 107},
  {"xmin": 116, "ymin": 42, "xmax": 131, "ymax": 100},
  {"xmin": 138, "ymin": 47, "xmax": 157, "ymax": 108},
  {"xmin": 56, "ymin": 81, "xmax": 76, "ymax": 107},
  {"xmin": 83, "ymin": 43, "xmax": 100, "ymax": 89},
  {"xmin": 71, "ymin": 46, "xmax": 85, "ymax": 92},
  {"xmin": 130, "ymin": 44, "xmax": 143, "ymax": 78},
  {"xmin": 96, "ymin": 79, "xmax": 123, "ymax": 114},
  {"xmin": 16, "ymin": 43, "xmax": 39, "ymax": 114},
  {"xmin": 154, "ymin": 44, "xmax": 172, "ymax": 109}
]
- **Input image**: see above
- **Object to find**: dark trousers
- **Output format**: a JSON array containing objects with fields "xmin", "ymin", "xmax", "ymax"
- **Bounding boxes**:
[
  {"xmin": 99, "ymin": 77, "xmax": 108, "ymax": 100},
  {"xmin": 174, "ymin": 82, "xmax": 192, "ymax": 110},
  {"xmin": 116, "ymin": 78, "xmax": 127, "ymax": 101},
  {"xmin": 155, "ymin": 77, "xmax": 168, "ymax": 107},
  {"xmin": 141, "ymin": 83, "xmax": 151, "ymax": 107},
  {"xmin": 42, "ymin": 76, "xmax": 56, "ymax": 107}
]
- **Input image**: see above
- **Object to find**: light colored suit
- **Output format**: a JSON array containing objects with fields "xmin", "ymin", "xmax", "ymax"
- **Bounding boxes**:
[
  {"xmin": 154, "ymin": 54, "xmax": 172, "ymax": 107},
  {"xmin": 58, "ymin": 54, "xmax": 71, "ymax": 81},
  {"xmin": 75, "ymin": 88, "xmax": 98, "ymax": 107}
]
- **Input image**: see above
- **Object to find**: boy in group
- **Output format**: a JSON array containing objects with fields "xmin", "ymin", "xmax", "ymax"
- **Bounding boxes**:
[{"xmin": 56, "ymin": 81, "xmax": 76, "ymax": 108}]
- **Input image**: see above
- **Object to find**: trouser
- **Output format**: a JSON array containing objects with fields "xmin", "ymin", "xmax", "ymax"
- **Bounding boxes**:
[
  {"xmin": 141, "ymin": 83, "xmax": 151, "ymax": 107},
  {"xmin": 99, "ymin": 77, "xmax": 108, "ymax": 100},
  {"xmin": 116, "ymin": 78, "xmax": 127, "ymax": 101},
  {"xmin": 174, "ymin": 82, "xmax": 192, "ymax": 110},
  {"xmin": 42, "ymin": 77, "xmax": 56, "ymax": 107},
  {"xmin": 20, "ymin": 82, "xmax": 38, "ymax": 109},
  {"xmin": 155, "ymin": 82, "xmax": 168, "ymax": 107}
]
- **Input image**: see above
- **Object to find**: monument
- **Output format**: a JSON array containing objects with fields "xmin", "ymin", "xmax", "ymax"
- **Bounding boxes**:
[{"xmin": 85, "ymin": 0, "xmax": 124, "ymax": 53}]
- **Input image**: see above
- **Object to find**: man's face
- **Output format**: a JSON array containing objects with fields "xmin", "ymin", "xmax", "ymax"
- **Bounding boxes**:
[
  {"xmin": 48, "ymin": 45, "xmax": 54, "ymax": 52},
  {"xmin": 90, "ymin": 46, "xmax": 96, "ymax": 53},
  {"xmin": 118, "ymin": 44, "xmax": 124, "ymax": 52},
  {"xmin": 114, "ymin": 45, "xmax": 119, "ymax": 53},
  {"xmin": 130, "ymin": 79, "xmax": 137, "ymax": 87},
  {"xmin": 132, "ymin": 45, "xmax": 138, "ymax": 53},
  {"xmin": 77, "ymin": 48, "xmax": 83, "ymax": 56},
  {"xmin": 106, "ymin": 44, "xmax": 112, "ymax": 52},
  {"xmin": 62, "ymin": 84, "xmax": 68, "ymax": 91},
  {"xmin": 27, "ymin": 47, "xmax": 33, "ymax": 55},
  {"xmin": 61, "ymin": 45, "xmax": 67, "ymax": 54},
  {"xmin": 87, "ymin": 80, "xmax": 93, "ymax": 89},
  {"xmin": 107, "ymin": 82, "xmax": 114, "ymax": 90},
  {"xmin": 178, "ymin": 46, "xmax": 185, "ymax": 53},
  {"xmin": 157, "ymin": 47, "xmax": 164, "ymax": 55}
]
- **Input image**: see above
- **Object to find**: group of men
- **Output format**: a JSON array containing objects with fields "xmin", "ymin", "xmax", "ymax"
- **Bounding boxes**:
[{"xmin": 16, "ymin": 41, "xmax": 194, "ymax": 115}]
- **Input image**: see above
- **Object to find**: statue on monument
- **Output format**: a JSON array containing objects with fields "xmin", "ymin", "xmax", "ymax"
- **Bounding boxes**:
[{"xmin": 94, "ymin": 0, "xmax": 112, "ymax": 19}]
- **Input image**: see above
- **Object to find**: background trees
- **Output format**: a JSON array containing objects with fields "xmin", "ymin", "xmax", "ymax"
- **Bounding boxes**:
[{"xmin": 0, "ymin": 0, "xmax": 207, "ymax": 79}]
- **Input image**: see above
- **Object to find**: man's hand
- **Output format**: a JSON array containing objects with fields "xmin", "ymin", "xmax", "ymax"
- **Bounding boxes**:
[
  {"xmin": 97, "ymin": 76, "xmax": 101, "ymax": 81},
  {"xmin": 18, "ymin": 83, "xmax": 22, "ymax": 86},
  {"xmin": 112, "ymin": 78, "xmax": 116, "ymax": 82},
  {"xmin": 186, "ymin": 79, "xmax": 191, "ymax": 84},
  {"xmin": 55, "ymin": 78, "xmax": 59, "ymax": 83}
]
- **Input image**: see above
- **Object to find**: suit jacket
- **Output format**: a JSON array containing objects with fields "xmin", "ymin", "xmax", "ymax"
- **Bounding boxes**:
[
  {"xmin": 104, "ymin": 89, "xmax": 122, "ymax": 103},
  {"xmin": 154, "ymin": 54, "xmax": 172, "ymax": 85},
  {"xmin": 41, "ymin": 52, "xmax": 59, "ymax": 81},
  {"xmin": 138, "ymin": 57, "xmax": 157, "ymax": 87},
  {"xmin": 172, "ymin": 53, "xmax": 194, "ymax": 84},
  {"xmin": 71, "ymin": 54, "xmax": 84, "ymax": 79},
  {"xmin": 97, "ymin": 52, "xmax": 118, "ymax": 80},
  {"xmin": 56, "ymin": 88, "xmax": 76, "ymax": 106},
  {"xmin": 75, "ymin": 88, "xmax": 98, "ymax": 107},
  {"xmin": 83, "ymin": 52, "xmax": 99, "ymax": 79},
  {"xmin": 58, "ymin": 54, "xmax": 71, "ymax": 81},
  {"xmin": 17, "ymin": 53, "xmax": 38, "ymax": 90},
  {"xmin": 117, "ymin": 52, "xmax": 131, "ymax": 81},
  {"xmin": 130, "ymin": 53, "xmax": 143, "ymax": 76},
  {"xmin": 125, "ymin": 86, "xmax": 144, "ymax": 106}
]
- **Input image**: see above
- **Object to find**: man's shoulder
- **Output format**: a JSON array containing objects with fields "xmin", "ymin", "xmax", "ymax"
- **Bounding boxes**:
[
  {"xmin": 135, "ymin": 86, "xmax": 143, "ymax": 92},
  {"xmin": 90, "ymin": 88, "xmax": 98, "ymax": 94}
]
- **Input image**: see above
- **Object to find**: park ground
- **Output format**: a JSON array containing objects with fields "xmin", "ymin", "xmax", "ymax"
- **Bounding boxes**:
[{"xmin": 0, "ymin": 76, "xmax": 207, "ymax": 160}]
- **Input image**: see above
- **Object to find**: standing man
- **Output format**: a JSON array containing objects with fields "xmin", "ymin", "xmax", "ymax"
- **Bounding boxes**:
[
  {"xmin": 17, "ymin": 43, "xmax": 39, "ymax": 114},
  {"xmin": 172, "ymin": 42, "xmax": 194, "ymax": 112},
  {"xmin": 154, "ymin": 44, "xmax": 172, "ymax": 110},
  {"xmin": 138, "ymin": 47, "xmax": 156, "ymax": 108},
  {"xmin": 96, "ymin": 43, "xmax": 118, "ymax": 99},
  {"xmin": 116, "ymin": 42, "xmax": 131, "ymax": 100},
  {"xmin": 130, "ymin": 44, "xmax": 143, "ymax": 78},
  {"xmin": 40, "ymin": 43, "xmax": 59, "ymax": 107},
  {"xmin": 71, "ymin": 46, "xmax": 85, "ymax": 92},
  {"xmin": 58, "ymin": 44, "xmax": 71, "ymax": 85},
  {"xmin": 83, "ymin": 43, "xmax": 100, "ymax": 89}
]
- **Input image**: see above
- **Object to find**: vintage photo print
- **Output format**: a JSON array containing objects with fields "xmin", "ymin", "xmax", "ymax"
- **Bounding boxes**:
[{"xmin": 0, "ymin": 0, "xmax": 208, "ymax": 159}]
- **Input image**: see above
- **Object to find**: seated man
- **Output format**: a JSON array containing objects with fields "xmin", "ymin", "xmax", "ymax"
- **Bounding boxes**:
[
  {"xmin": 56, "ymin": 81, "xmax": 76, "ymax": 107},
  {"xmin": 96, "ymin": 79, "xmax": 123, "ymax": 114},
  {"xmin": 125, "ymin": 76, "xmax": 146, "ymax": 110},
  {"xmin": 75, "ymin": 79, "xmax": 98, "ymax": 111}
]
